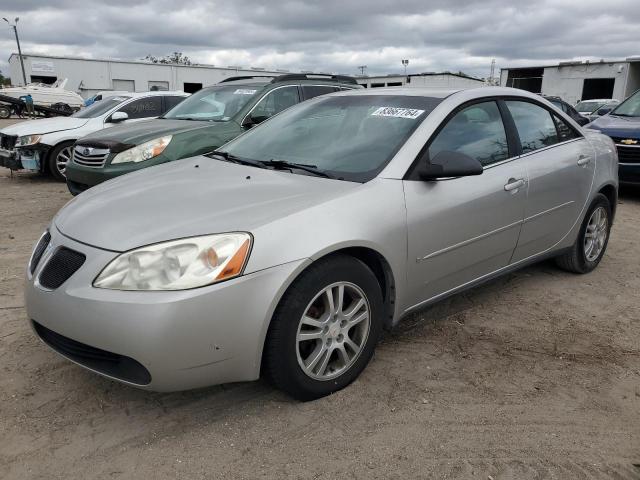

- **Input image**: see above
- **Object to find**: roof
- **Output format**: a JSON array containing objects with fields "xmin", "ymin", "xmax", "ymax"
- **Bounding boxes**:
[
  {"xmin": 501, "ymin": 57, "xmax": 640, "ymax": 72},
  {"xmin": 361, "ymin": 72, "xmax": 484, "ymax": 82},
  {"xmin": 335, "ymin": 87, "xmax": 462, "ymax": 98}
]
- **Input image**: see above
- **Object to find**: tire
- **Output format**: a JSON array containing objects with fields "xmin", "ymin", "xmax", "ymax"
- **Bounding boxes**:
[
  {"xmin": 555, "ymin": 193, "xmax": 612, "ymax": 274},
  {"xmin": 0, "ymin": 106, "xmax": 11, "ymax": 119},
  {"xmin": 264, "ymin": 254, "xmax": 383, "ymax": 401},
  {"xmin": 47, "ymin": 141, "xmax": 75, "ymax": 181}
]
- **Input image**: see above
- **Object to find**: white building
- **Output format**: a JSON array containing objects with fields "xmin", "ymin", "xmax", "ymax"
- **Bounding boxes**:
[
  {"xmin": 7, "ymin": 53, "xmax": 295, "ymax": 98},
  {"xmin": 500, "ymin": 58, "xmax": 640, "ymax": 104},
  {"xmin": 356, "ymin": 72, "xmax": 485, "ymax": 89}
]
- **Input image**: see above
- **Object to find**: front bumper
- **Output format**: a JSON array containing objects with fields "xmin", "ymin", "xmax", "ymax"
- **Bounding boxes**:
[
  {"xmin": 25, "ymin": 227, "xmax": 307, "ymax": 391},
  {"xmin": 0, "ymin": 145, "xmax": 49, "ymax": 172},
  {"xmin": 619, "ymin": 163, "xmax": 640, "ymax": 185}
]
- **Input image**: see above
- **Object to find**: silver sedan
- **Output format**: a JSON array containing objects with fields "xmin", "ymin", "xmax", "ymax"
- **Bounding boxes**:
[{"xmin": 25, "ymin": 87, "xmax": 618, "ymax": 400}]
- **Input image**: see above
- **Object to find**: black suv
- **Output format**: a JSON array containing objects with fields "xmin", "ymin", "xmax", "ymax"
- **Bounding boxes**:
[
  {"xmin": 66, "ymin": 74, "xmax": 362, "ymax": 194},
  {"xmin": 542, "ymin": 95, "xmax": 590, "ymax": 126}
]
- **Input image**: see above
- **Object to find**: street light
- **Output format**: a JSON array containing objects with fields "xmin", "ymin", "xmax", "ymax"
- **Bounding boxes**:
[
  {"xmin": 401, "ymin": 59, "xmax": 409, "ymax": 77},
  {"xmin": 3, "ymin": 17, "xmax": 27, "ymax": 86}
]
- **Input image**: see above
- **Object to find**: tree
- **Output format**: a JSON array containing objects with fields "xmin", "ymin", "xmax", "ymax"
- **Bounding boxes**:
[
  {"xmin": 0, "ymin": 70, "xmax": 10, "ymax": 86},
  {"xmin": 143, "ymin": 52, "xmax": 192, "ymax": 65}
]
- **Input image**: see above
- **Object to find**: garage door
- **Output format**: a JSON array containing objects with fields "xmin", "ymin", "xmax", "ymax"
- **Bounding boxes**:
[{"xmin": 112, "ymin": 79, "xmax": 135, "ymax": 92}]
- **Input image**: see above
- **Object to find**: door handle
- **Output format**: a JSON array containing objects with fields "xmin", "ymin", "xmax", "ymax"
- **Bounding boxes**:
[
  {"xmin": 504, "ymin": 178, "xmax": 525, "ymax": 192},
  {"xmin": 577, "ymin": 154, "xmax": 591, "ymax": 166}
]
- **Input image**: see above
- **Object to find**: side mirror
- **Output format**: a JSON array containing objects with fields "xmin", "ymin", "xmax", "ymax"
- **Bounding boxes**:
[
  {"xmin": 109, "ymin": 111, "xmax": 129, "ymax": 123},
  {"xmin": 576, "ymin": 116, "xmax": 590, "ymax": 126},
  {"xmin": 596, "ymin": 107, "xmax": 612, "ymax": 116},
  {"xmin": 242, "ymin": 114, "xmax": 269, "ymax": 128},
  {"xmin": 241, "ymin": 116, "xmax": 255, "ymax": 128},
  {"xmin": 419, "ymin": 151, "xmax": 483, "ymax": 180}
]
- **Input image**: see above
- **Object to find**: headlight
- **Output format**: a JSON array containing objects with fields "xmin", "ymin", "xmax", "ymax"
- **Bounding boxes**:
[
  {"xmin": 15, "ymin": 134, "xmax": 42, "ymax": 147},
  {"xmin": 111, "ymin": 135, "xmax": 172, "ymax": 164},
  {"xmin": 93, "ymin": 233, "xmax": 252, "ymax": 291}
]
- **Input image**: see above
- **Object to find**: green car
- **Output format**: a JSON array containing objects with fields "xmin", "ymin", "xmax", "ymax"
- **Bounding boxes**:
[{"xmin": 66, "ymin": 74, "xmax": 361, "ymax": 195}]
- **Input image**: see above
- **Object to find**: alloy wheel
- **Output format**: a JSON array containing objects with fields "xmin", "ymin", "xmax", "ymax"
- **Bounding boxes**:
[
  {"xmin": 56, "ymin": 145, "xmax": 73, "ymax": 177},
  {"xmin": 296, "ymin": 281, "xmax": 370, "ymax": 381},
  {"xmin": 584, "ymin": 206, "xmax": 608, "ymax": 262}
]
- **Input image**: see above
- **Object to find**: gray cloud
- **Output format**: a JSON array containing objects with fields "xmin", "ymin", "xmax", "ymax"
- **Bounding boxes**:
[{"xmin": 0, "ymin": 0, "xmax": 639, "ymax": 79}]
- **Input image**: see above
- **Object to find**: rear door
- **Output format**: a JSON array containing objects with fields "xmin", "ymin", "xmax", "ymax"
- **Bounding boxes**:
[
  {"xmin": 505, "ymin": 99, "xmax": 595, "ymax": 262},
  {"xmin": 403, "ymin": 100, "xmax": 527, "ymax": 307}
]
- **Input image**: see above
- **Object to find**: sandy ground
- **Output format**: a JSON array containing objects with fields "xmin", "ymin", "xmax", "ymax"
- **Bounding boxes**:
[{"xmin": 0, "ymin": 146, "xmax": 639, "ymax": 478}]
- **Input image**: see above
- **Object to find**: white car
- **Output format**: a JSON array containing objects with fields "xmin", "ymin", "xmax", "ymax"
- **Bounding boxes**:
[{"xmin": 0, "ymin": 91, "xmax": 188, "ymax": 180}]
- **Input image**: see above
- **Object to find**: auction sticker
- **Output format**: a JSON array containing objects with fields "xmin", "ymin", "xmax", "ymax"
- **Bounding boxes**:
[
  {"xmin": 234, "ymin": 89, "xmax": 257, "ymax": 95},
  {"xmin": 371, "ymin": 107, "xmax": 424, "ymax": 119}
]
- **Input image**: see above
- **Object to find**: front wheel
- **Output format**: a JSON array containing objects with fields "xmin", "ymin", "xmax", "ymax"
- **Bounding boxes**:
[
  {"xmin": 47, "ymin": 141, "xmax": 75, "ymax": 181},
  {"xmin": 264, "ymin": 254, "xmax": 383, "ymax": 400},
  {"xmin": 0, "ymin": 105, "xmax": 11, "ymax": 119},
  {"xmin": 555, "ymin": 193, "xmax": 612, "ymax": 273}
]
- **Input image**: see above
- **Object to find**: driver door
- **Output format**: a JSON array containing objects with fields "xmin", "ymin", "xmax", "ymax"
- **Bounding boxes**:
[
  {"xmin": 403, "ymin": 100, "xmax": 527, "ymax": 307},
  {"xmin": 244, "ymin": 86, "xmax": 300, "ymax": 126},
  {"xmin": 105, "ymin": 96, "xmax": 163, "ymax": 127}
]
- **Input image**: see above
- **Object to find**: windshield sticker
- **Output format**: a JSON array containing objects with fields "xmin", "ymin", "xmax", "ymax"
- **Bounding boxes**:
[
  {"xmin": 233, "ymin": 89, "xmax": 257, "ymax": 95},
  {"xmin": 371, "ymin": 107, "xmax": 425, "ymax": 119}
]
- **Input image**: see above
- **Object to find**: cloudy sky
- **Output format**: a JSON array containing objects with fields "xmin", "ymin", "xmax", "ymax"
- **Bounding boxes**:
[{"xmin": 0, "ymin": 0, "xmax": 639, "ymax": 79}]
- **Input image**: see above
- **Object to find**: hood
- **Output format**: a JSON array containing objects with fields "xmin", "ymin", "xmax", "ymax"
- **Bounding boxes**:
[
  {"xmin": 588, "ymin": 114, "xmax": 640, "ymax": 139},
  {"xmin": 76, "ymin": 118, "xmax": 215, "ymax": 148},
  {"xmin": 0, "ymin": 117, "xmax": 89, "ymax": 136},
  {"xmin": 54, "ymin": 156, "xmax": 358, "ymax": 252}
]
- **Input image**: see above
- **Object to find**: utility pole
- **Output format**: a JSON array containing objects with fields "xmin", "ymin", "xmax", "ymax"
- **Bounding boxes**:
[
  {"xmin": 358, "ymin": 65, "xmax": 367, "ymax": 76},
  {"xmin": 489, "ymin": 58, "xmax": 496, "ymax": 86},
  {"xmin": 3, "ymin": 17, "xmax": 27, "ymax": 86}
]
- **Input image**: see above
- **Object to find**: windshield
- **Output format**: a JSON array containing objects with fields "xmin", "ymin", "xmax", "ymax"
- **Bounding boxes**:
[
  {"xmin": 72, "ymin": 96, "xmax": 130, "ymax": 118},
  {"xmin": 219, "ymin": 95, "xmax": 442, "ymax": 182},
  {"xmin": 612, "ymin": 90, "xmax": 640, "ymax": 117},
  {"xmin": 575, "ymin": 100, "xmax": 607, "ymax": 113},
  {"xmin": 163, "ymin": 85, "xmax": 262, "ymax": 121}
]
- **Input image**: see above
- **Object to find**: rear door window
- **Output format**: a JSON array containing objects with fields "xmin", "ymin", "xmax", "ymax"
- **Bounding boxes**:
[
  {"xmin": 506, "ymin": 101, "xmax": 559, "ymax": 154},
  {"xmin": 163, "ymin": 95, "xmax": 186, "ymax": 113},
  {"xmin": 553, "ymin": 114, "xmax": 581, "ymax": 142},
  {"xmin": 301, "ymin": 85, "xmax": 338, "ymax": 100}
]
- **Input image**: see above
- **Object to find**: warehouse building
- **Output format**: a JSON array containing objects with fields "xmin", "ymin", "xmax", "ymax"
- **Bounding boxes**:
[
  {"xmin": 7, "ymin": 53, "xmax": 487, "ymax": 99},
  {"xmin": 7, "ymin": 53, "xmax": 292, "ymax": 98},
  {"xmin": 500, "ymin": 58, "xmax": 640, "ymax": 104},
  {"xmin": 356, "ymin": 72, "xmax": 485, "ymax": 89}
]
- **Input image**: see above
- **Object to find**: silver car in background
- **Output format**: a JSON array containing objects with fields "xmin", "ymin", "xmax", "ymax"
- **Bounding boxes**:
[{"xmin": 25, "ymin": 87, "xmax": 618, "ymax": 400}]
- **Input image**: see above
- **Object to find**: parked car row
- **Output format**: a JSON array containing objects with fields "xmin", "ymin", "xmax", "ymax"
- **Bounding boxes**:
[
  {"xmin": 0, "ymin": 91, "xmax": 189, "ymax": 179},
  {"xmin": 21, "ymin": 83, "xmax": 618, "ymax": 400},
  {"xmin": 587, "ymin": 88, "xmax": 640, "ymax": 185}
]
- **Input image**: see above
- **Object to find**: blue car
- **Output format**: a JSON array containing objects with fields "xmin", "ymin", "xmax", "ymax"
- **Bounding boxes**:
[{"xmin": 588, "ymin": 89, "xmax": 640, "ymax": 185}]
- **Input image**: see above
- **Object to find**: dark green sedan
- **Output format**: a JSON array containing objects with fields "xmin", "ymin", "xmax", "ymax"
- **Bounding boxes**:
[{"xmin": 65, "ymin": 74, "xmax": 361, "ymax": 195}]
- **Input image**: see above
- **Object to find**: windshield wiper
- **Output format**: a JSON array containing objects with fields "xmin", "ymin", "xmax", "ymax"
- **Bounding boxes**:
[
  {"xmin": 207, "ymin": 151, "xmax": 267, "ymax": 168},
  {"xmin": 262, "ymin": 159, "xmax": 335, "ymax": 179}
]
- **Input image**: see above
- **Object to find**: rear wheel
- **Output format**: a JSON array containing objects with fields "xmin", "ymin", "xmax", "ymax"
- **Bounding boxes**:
[
  {"xmin": 0, "ymin": 105, "xmax": 11, "ymax": 119},
  {"xmin": 264, "ymin": 254, "xmax": 383, "ymax": 400},
  {"xmin": 555, "ymin": 193, "xmax": 612, "ymax": 273},
  {"xmin": 47, "ymin": 141, "xmax": 75, "ymax": 181}
]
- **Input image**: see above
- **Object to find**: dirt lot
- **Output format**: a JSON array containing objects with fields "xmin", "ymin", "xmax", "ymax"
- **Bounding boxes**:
[{"xmin": 0, "ymin": 140, "xmax": 639, "ymax": 478}]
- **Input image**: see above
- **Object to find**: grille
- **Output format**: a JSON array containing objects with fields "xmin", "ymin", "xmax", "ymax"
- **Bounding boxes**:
[
  {"xmin": 0, "ymin": 133, "xmax": 17, "ymax": 150},
  {"xmin": 29, "ymin": 231, "xmax": 51, "ymax": 275},
  {"xmin": 38, "ymin": 247, "xmax": 86, "ymax": 289},
  {"xmin": 610, "ymin": 137, "xmax": 640, "ymax": 164},
  {"xmin": 32, "ymin": 321, "xmax": 152, "ymax": 385},
  {"xmin": 72, "ymin": 146, "xmax": 110, "ymax": 168}
]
